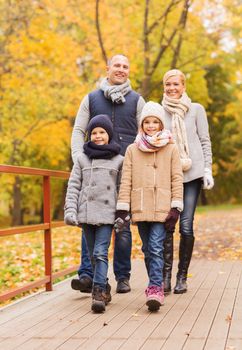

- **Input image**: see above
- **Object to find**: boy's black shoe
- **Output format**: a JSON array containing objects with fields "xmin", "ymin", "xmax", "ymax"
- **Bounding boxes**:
[
  {"xmin": 116, "ymin": 279, "xmax": 131, "ymax": 293},
  {"xmin": 71, "ymin": 276, "xmax": 92, "ymax": 293}
]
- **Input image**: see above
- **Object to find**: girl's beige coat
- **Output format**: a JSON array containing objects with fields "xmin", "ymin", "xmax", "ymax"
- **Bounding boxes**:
[{"xmin": 117, "ymin": 143, "xmax": 183, "ymax": 223}]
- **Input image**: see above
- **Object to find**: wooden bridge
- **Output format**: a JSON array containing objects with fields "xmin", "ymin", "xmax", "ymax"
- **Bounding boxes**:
[
  {"xmin": 0, "ymin": 259, "xmax": 241, "ymax": 350},
  {"xmin": 1, "ymin": 165, "xmax": 242, "ymax": 349}
]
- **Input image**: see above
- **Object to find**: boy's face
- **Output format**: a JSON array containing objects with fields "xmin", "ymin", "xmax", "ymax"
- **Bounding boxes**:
[
  {"xmin": 142, "ymin": 116, "xmax": 163, "ymax": 136},
  {"xmin": 91, "ymin": 127, "xmax": 109, "ymax": 145}
]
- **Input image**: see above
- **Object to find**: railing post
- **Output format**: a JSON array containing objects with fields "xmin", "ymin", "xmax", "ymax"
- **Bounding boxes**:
[{"xmin": 43, "ymin": 175, "xmax": 52, "ymax": 291}]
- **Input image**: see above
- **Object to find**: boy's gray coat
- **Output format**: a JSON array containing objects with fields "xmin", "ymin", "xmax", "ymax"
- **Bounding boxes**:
[{"xmin": 64, "ymin": 154, "xmax": 123, "ymax": 225}]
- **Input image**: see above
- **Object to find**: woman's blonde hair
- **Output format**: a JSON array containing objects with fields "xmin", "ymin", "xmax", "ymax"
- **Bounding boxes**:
[{"xmin": 163, "ymin": 69, "xmax": 186, "ymax": 86}]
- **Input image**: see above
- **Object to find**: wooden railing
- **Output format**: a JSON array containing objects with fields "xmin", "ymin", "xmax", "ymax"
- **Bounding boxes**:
[{"xmin": 0, "ymin": 164, "xmax": 79, "ymax": 302}]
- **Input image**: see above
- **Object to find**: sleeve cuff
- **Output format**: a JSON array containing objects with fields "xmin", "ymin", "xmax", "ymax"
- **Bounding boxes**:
[
  {"xmin": 171, "ymin": 200, "xmax": 183, "ymax": 212},
  {"xmin": 116, "ymin": 202, "xmax": 130, "ymax": 211}
]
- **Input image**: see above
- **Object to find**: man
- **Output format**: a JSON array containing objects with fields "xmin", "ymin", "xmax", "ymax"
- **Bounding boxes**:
[{"xmin": 71, "ymin": 54, "xmax": 145, "ymax": 293}]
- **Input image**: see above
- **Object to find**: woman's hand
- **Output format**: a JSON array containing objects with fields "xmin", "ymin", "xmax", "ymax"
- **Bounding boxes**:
[{"xmin": 203, "ymin": 168, "xmax": 214, "ymax": 190}]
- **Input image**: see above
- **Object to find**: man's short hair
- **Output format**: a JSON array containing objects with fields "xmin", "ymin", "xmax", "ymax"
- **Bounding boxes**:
[{"xmin": 107, "ymin": 54, "xmax": 129, "ymax": 66}]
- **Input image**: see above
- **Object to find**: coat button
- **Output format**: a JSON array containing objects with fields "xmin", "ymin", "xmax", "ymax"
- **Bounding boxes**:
[
  {"xmin": 107, "ymin": 186, "xmax": 110, "ymax": 190},
  {"xmin": 104, "ymin": 200, "xmax": 109, "ymax": 204}
]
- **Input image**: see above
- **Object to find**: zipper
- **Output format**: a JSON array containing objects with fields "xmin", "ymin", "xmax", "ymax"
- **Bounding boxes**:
[{"xmin": 153, "ymin": 152, "xmax": 157, "ymax": 221}]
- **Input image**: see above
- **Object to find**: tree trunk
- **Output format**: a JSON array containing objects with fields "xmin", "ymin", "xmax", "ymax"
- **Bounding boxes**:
[{"xmin": 12, "ymin": 175, "xmax": 23, "ymax": 226}]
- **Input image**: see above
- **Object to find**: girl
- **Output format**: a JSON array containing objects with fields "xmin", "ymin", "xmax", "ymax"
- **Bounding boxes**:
[
  {"xmin": 64, "ymin": 114, "xmax": 123, "ymax": 313},
  {"xmin": 161, "ymin": 69, "xmax": 214, "ymax": 294},
  {"xmin": 115, "ymin": 101, "xmax": 183, "ymax": 311}
]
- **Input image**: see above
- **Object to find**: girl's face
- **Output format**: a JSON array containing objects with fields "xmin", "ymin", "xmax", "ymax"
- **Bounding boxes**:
[
  {"xmin": 91, "ymin": 127, "xmax": 109, "ymax": 145},
  {"xmin": 142, "ymin": 116, "xmax": 162, "ymax": 136},
  {"xmin": 164, "ymin": 75, "xmax": 185, "ymax": 99}
]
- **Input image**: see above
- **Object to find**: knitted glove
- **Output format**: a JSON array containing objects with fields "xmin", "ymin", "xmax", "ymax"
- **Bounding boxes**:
[
  {"xmin": 203, "ymin": 168, "xmax": 214, "ymax": 190},
  {"xmin": 64, "ymin": 212, "xmax": 78, "ymax": 226},
  {"xmin": 114, "ymin": 210, "xmax": 131, "ymax": 233},
  {"xmin": 164, "ymin": 208, "xmax": 180, "ymax": 232}
]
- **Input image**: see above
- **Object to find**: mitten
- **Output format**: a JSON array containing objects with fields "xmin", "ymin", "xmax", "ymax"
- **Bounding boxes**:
[
  {"xmin": 164, "ymin": 208, "xmax": 180, "ymax": 232},
  {"xmin": 114, "ymin": 210, "xmax": 130, "ymax": 233},
  {"xmin": 64, "ymin": 212, "xmax": 78, "ymax": 226},
  {"xmin": 203, "ymin": 168, "xmax": 214, "ymax": 190}
]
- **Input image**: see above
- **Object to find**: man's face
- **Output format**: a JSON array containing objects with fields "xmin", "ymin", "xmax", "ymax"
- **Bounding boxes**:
[{"xmin": 107, "ymin": 55, "xmax": 130, "ymax": 85}]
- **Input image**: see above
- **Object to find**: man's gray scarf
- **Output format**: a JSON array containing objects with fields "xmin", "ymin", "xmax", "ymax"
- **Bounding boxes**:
[{"xmin": 100, "ymin": 78, "xmax": 132, "ymax": 104}]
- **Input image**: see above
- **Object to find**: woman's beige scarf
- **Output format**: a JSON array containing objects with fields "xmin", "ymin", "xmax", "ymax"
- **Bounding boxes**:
[{"xmin": 162, "ymin": 92, "xmax": 192, "ymax": 171}]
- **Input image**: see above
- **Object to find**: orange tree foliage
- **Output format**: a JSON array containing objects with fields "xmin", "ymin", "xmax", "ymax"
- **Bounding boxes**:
[{"xmin": 0, "ymin": 0, "xmax": 241, "ymax": 224}]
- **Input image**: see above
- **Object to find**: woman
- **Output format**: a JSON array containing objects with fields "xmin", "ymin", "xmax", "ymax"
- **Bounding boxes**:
[{"xmin": 161, "ymin": 69, "xmax": 214, "ymax": 294}]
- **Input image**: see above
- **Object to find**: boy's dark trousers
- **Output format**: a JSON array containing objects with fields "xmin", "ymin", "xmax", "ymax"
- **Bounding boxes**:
[{"xmin": 78, "ymin": 224, "xmax": 131, "ymax": 283}]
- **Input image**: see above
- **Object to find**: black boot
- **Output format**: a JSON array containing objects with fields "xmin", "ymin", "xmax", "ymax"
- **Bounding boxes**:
[
  {"xmin": 163, "ymin": 231, "xmax": 173, "ymax": 295},
  {"xmin": 174, "ymin": 235, "xmax": 194, "ymax": 294}
]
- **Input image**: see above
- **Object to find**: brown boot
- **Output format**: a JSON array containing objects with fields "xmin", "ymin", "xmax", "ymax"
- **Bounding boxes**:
[{"xmin": 91, "ymin": 286, "xmax": 107, "ymax": 313}]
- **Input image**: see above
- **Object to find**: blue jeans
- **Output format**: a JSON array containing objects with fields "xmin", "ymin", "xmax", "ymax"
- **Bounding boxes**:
[
  {"xmin": 78, "ymin": 224, "xmax": 131, "ymax": 282},
  {"xmin": 137, "ymin": 222, "xmax": 166, "ymax": 287},
  {"xmin": 179, "ymin": 178, "xmax": 202, "ymax": 237},
  {"xmin": 82, "ymin": 224, "xmax": 112, "ymax": 290}
]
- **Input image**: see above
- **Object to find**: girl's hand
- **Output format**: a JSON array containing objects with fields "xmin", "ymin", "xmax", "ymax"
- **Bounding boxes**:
[
  {"xmin": 114, "ymin": 210, "xmax": 130, "ymax": 233},
  {"xmin": 165, "ymin": 208, "xmax": 180, "ymax": 232}
]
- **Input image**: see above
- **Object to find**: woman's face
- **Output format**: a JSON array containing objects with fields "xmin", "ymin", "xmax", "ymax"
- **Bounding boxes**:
[
  {"xmin": 164, "ymin": 75, "xmax": 185, "ymax": 99},
  {"xmin": 142, "ymin": 116, "xmax": 162, "ymax": 136}
]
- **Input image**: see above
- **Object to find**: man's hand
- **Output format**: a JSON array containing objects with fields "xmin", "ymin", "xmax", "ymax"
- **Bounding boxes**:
[
  {"xmin": 164, "ymin": 208, "xmax": 180, "ymax": 232},
  {"xmin": 114, "ymin": 210, "xmax": 130, "ymax": 233}
]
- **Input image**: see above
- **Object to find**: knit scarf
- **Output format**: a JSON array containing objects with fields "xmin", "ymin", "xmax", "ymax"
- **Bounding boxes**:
[
  {"xmin": 100, "ymin": 78, "xmax": 132, "ymax": 104},
  {"xmin": 135, "ymin": 129, "xmax": 173, "ymax": 153},
  {"xmin": 162, "ymin": 92, "xmax": 192, "ymax": 171},
  {"xmin": 83, "ymin": 140, "xmax": 121, "ymax": 159}
]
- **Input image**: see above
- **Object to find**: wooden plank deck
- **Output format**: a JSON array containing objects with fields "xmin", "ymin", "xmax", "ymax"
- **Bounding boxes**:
[{"xmin": 0, "ymin": 259, "xmax": 241, "ymax": 350}]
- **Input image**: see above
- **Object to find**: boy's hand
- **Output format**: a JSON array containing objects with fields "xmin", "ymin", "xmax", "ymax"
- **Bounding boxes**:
[
  {"xmin": 64, "ymin": 213, "xmax": 78, "ymax": 226},
  {"xmin": 165, "ymin": 208, "xmax": 180, "ymax": 232},
  {"xmin": 114, "ymin": 210, "xmax": 130, "ymax": 233}
]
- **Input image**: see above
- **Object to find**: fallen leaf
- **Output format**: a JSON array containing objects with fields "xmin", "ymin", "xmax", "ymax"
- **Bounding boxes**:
[{"xmin": 225, "ymin": 314, "xmax": 232, "ymax": 322}]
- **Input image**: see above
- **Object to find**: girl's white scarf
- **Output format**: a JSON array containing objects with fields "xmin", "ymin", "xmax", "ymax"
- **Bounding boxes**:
[
  {"xmin": 100, "ymin": 78, "xmax": 131, "ymax": 104},
  {"xmin": 162, "ymin": 92, "xmax": 192, "ymax": 171},
  {"xmin": 135, "ymin": 129, "xmax": 173, "ymax": 152}
]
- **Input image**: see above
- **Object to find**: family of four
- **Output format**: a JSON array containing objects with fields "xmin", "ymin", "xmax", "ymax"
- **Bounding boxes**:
[{"xmin": 64, "ymin": 54, "xmax": 214, "ymax": 313}]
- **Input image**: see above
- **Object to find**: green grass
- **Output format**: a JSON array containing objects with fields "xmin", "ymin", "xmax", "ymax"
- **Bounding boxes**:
[{"xmin": 196, "ymin": 203, "xmax": 242, "ymax": 213}]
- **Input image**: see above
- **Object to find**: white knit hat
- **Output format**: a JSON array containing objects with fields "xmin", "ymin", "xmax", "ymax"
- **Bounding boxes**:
[{"xmin": 140, "ymin": 101, "xmax": 165, "ymax": 128}]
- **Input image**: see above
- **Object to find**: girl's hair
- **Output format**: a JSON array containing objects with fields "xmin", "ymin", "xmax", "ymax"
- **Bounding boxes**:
[{"xmin": 163, "ymin": 69, "xmax": 186, "ymax": 86}]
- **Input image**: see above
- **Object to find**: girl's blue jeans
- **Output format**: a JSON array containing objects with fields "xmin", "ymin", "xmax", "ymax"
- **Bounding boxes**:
[
  {"xmin": 82, "ymin": 224, "xmax": 112, "ymax": 290},
  {"xmin": 137, "ymin": 222, "xmax": 166, "ymax": 287}
]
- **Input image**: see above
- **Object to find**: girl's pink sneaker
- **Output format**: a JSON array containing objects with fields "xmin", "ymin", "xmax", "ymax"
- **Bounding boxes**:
[{"xmin": 145, "ymin": 285, "xmax": 164, "ymax": 311}]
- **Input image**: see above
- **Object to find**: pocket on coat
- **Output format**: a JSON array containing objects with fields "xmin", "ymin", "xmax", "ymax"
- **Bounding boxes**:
[
  {"xmin": 155, "ymin": 188, "xmax": 171, "ymax": 212},
  {"xmin": 131, "ymin": 188, "xmax": 143, "ymax": 213}
]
